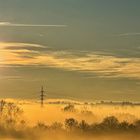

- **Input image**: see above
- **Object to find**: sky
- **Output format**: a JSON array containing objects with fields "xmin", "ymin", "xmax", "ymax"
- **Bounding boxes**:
[{"xmin": 0, "ymin": 0, "xmax": 140, "ymax": 101}]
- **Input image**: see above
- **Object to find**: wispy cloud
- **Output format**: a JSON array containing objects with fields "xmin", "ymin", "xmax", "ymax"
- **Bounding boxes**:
[
  {"xmin": 118, "ymin": 33, "xmax": 140, "ymax": 36},
  {"xmin": 0, "ymin": 42, "xmax": 140, "ymax": 79},
  {"xmin": 0, "ymin": 42, "xmax": 46, "ymax": 48},
  {"xmin": 0, "ymin": 75, "xmax": 23, "ymax": 80},
  {"xmin": 0, "ymin": 22, "xmax": 67, "ymax": 27}
]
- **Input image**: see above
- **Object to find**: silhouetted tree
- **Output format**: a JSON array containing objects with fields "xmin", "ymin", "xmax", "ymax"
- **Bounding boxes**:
[
  {"xmin": 51, "ymin": 122, "xmax": 63, "ymax": 130},
  {"xmin": 0, "ymin": 100, "xmax": 6, "ymax": 115},
  {"xmin": 78, "ymin": 120, "xmax": 89, "ymax": 131},
  {"xmin": 0, "ymin": 100, "xmax": 23, "ymax": 128},
  {"xmin": 134, "ymin": 120, "xmax": 140, "ymax": 130},
  {"xmin": 101, "ymin": 116, "xmax": 119, "ymax": 130},
  {"xmin": 65, "ymin": 118, "xmax": 78, "ymax": 130},
  {"xmin": 63, "ymin": 104, "xmax": 76, "ymax": 112},
  {"xmin": 35, "ymin": 122, "xmax": 48, "ymax": 130},
  {"xmin": 119, "ymin": 121, "xmax": 130, "ymax": 131}
]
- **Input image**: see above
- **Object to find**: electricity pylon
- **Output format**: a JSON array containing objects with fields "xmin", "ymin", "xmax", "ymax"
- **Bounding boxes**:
[{"xmin": 40, "ymin": 86, "xmax": 45, "ymax": 107}]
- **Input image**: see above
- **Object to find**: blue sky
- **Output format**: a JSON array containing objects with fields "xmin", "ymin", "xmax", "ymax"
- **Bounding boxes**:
[{"xmin": 0, "ymin": 0, "xmax": 140, "ymax": 101}]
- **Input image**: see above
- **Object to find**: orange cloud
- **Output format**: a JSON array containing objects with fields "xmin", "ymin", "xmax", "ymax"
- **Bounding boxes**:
[{"xmin": 0, "ymin": 42, "xmax": 140, "ymax": 79}]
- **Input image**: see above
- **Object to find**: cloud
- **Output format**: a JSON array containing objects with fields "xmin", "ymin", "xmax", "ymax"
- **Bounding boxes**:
[
  {"xmin": 118, "ymin": 33, "xmax": 140, "ymax": 36},
  {"xmin": 3, "ymin": 42, "xmax": 47, "ymax": 52},
  {"xmin": 0, "ymin": 42, "xmax": 140, "ymax": 79},
  {"xmin": 0, "ymin": 22, "xmax": 67, "ymax": 27},
  {"xmin": 0, "ymin": 75, "xmax": 23, "ymax": 80},
  {"xmin": 0, "ymin": 42, "xmax": 46, "ymax": 48}
]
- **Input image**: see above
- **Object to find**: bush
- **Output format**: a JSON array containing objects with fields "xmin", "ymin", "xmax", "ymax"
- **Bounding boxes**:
[
  {"xmin": 101, "ymin": 116, "xmax": 119, "ymax": 130},
  {"xmin": 51, "ymin": 122, "xmax": 63, "ymax": 130},
  {"xmin": 63, "ymin": 104, "xmax": 76, "ymax": 112},
  {"xmin": 65, "ymin": 118, "xmax": 78, "ymax": 130},
  {"xmin": 78, "ymin": 120, "xmax": 89, "ymax": 131}
]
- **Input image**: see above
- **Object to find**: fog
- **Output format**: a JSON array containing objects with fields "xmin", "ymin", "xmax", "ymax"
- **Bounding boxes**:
[
  {"xmin": 1, "ymin": 99, "xmax": 140, "ymax": 140},
  {"xmin": 21, "ymin": 101, "xmax": 140, "ymax": 125}
]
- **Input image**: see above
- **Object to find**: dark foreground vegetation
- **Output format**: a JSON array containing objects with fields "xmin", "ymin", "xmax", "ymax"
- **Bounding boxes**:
[{"xmin": 0, "ymin": 100, "xmax": 140, "ymax": 140}]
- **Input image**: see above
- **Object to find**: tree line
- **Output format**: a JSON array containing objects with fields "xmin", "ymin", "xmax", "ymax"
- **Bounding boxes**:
[{"xmin": 0, "ymin": 100, "xmax": 140, "ymax": 139}]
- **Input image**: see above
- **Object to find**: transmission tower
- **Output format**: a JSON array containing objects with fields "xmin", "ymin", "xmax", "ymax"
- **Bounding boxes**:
[{"xmin": 40, "ymin": 86, "xmax": 45, "ymax": 107}]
